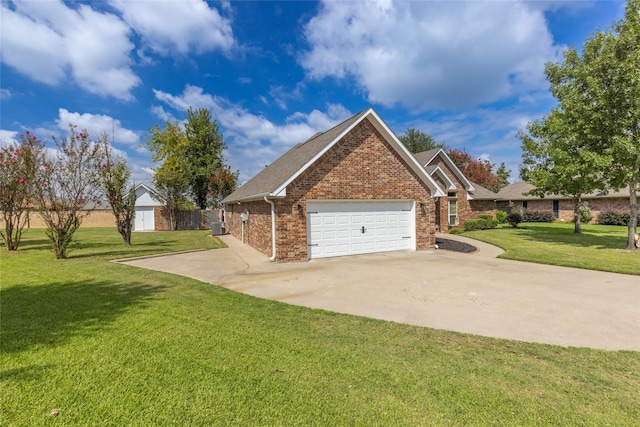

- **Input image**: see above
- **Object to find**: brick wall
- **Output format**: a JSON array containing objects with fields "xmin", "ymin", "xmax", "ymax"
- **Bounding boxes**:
[
  {"xmin": 225, "ymin": 201, "xmax": 273, "ymax": 255},
  {"xmin": 470, "ymin": 200, "xmax": 497, "ymax": 218},
  {"xmin": 226, "ymin": 119, "xmax": 436, "ymax": 262},
  {"xmin": 428, "ymin": 156, "xmax": 471, "ymax": 233},
  {"xmin": 497, "ymin": 197, "xmax": 638, "ymax": 223},
  {"xmin": 0, "ymin": 209, "xmax": 115, "ymax": 229}
]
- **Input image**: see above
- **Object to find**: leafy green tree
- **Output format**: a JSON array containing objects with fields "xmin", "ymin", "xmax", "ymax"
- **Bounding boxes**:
[
  {"xmin": 538, "ymin": 0, "xmax": 639, "ymax": 246},
  {"xmin": 0, "ymin": 131, "xmax": 44, "ymax": 250},
  {"xmin": 518, "ymin": 109, "xmax": 609, "ymax": 233},
  {"xmin": 145, "ymin": 120, "xmax": 190, "ymax": 230},
  {"xmin": 97, "ymin": 135, "xmax": 136, "ymax": 245},
  {"xmin": 399, "ymin": 128, "xmax": 444, "ymax": 154},
  {"xmin": 184, "ymin": 108, "xmax": 226, "ymax": 209},
  {"xmin": 34, "ymin": 126, "xmax": 102, "ymax": 259}
]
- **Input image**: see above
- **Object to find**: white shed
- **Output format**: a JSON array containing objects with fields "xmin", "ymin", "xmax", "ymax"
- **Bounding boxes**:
[{"xmin": 133, "ymin": 184, "xmax": 164, "ymax": 231}]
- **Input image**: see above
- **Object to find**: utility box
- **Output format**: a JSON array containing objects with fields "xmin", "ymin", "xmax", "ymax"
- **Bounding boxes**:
[{"xmin": 211, "ymin": 222, "xmax": 224, "ymax": 236}]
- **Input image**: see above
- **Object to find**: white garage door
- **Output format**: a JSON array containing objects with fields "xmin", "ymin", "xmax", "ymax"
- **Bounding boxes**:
[
  {"xmin": 134, "ymin": 207, "xmax": 155, "ymax": 231},
  {"xmin": 307, "ymin": 200, "xmax": 415, "ymax": 259}
]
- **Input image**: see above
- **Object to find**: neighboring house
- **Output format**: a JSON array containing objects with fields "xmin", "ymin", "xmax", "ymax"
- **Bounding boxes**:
[
  {"xmin": 222, "ymin": 108, "xmax": 445, "ymax": 262},
  {"xmin": 133, "ymin": 183, "xmax": 164, "ymax": 231},
  {"xmin": 414, "ymin": 148, "xmax": 497, "ymax": 232},
  {"xmin": 496, "ymin": 181, "xmax": 638, "ymax": 222}
]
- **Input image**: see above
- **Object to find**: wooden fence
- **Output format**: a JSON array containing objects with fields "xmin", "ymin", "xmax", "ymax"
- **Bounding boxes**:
[{"xmin": 176, "ymin": 209, "xmax": 221, "ymax": 230}]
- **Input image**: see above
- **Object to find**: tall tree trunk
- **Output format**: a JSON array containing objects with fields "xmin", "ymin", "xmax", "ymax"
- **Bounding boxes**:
[
  {"xmin": 573, "ymin": 196, "xmax": 582, "ymax": 234},
  {"xmin": 627, "ymin": 180, "xmax": 638, "ymax": 250}
]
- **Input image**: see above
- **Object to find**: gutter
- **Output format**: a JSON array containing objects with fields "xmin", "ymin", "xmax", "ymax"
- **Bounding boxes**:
[{"xmin": 264, "ymin": 196, "xmax": 276, "ymax": 262}]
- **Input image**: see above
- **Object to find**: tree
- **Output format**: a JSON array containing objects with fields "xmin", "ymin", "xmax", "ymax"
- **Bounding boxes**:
[
  {"xmin": 97, "ymin": 135, "xmax": 136, "ymax": 245},
  {"xmin": 145, "ymin": 120, "xmax": 190, "ymax": 231},
  {"xmin": 448, "ymin": 148, "xmax": 510, "ymax": 192},
  {"xmin": 209, "ymin": 166, "xmax": 239, "ymax": 208},
  {"xmin": 184, "ymin": 107, "xmax": 226, "ymax": 209},
  {"xmin": 540, "ymin": 0, "xmax": 639, "ymax": 247},
  {"xmin": 518, "ymin": 109, "xmax": 609, "ymax": 233},
  {"xmin": 34, "ymin": 126, "xmax": 102, "ymax": 259},
  {"xmin": 152, "ymin": 159, "xmax": 190, "ymax": 231},
  {"xmin": 399, "ymin": 128, "xmax": 444, "ymax": 154},
  {"xmin": 0, "ymin": 131, "xmax": 44, "ymax": 250}
]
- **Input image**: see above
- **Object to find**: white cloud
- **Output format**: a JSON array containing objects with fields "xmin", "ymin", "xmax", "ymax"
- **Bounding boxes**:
[
  {"xmin": 1, "ymin": 89, "xmax": 12, "ymax": 101},
  {"xmin": 0, "ymin": 0, "xmax": 140, "ymax": 100},
  {"xmin": 153, "ymin": 85, "xmax": 352, "ymax": 181},
  {"xmin": 109, "ymin": 0, "xmax": 234, "ymax": 56},
  {"xmin": 0, "ymin": 130, "xmax": 19, "ymax": 146},
  {"xmin": 301, "ymin": 0, "xmax": 562, "ymax": 111},
  {"xmin": 56, "ymin": 108, "xmax": 139, "ymax": 146}
]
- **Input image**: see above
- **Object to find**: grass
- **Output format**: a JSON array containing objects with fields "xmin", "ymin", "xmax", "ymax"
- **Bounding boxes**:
[
  {"xmin": 1, "ymin": 227, "xmax": 639, "ymax": 425},
  {"xmin": 462, "ymin": 222, "xmax": 639, "ymax": 276}
]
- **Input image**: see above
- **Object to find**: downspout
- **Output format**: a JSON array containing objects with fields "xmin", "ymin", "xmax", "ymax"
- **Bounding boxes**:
[{"xmin": 264, "ymin": 196, "xmax": 276, "ymax": 262}]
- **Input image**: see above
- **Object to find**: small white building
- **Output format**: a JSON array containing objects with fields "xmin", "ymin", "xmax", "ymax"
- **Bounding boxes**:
[{"xmin": 133, "ymin": 184, "xmax": 164, "ymax": 231}]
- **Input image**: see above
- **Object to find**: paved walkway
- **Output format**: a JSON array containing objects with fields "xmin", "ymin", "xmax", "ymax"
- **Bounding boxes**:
[{"xmin": 119, "ymin": 234, "xmax": 640, "ymax": 351}]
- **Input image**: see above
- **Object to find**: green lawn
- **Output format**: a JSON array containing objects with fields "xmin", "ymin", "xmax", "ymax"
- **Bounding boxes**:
[
  {"xmin": 1, "ymin": 228, "xmax": 639, "ymax": 425},
  {"xmin": 462, "ymin": 222, "xmax": 639, "ymax": 275}
]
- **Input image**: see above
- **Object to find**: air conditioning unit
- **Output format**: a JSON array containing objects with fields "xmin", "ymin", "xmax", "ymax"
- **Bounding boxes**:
[{"xmin": 211, "ymin": 222, "xmax": 223, "ymax": 236}]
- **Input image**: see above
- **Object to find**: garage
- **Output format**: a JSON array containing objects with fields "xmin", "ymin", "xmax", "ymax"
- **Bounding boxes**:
[
  {"xmin": 133, "ymin": 184, "xmax": 163, "ymax": 231},
  {"xmin": 307, "ymin": 200, "xmax": 415, "ymax": 259},
  {"xmin": 222, "ymin": 108, "xmax": 442, "ymax": 262},
  {"xmin": 134, "ymin": 207, "xmax": 155, "ymax": 231}
]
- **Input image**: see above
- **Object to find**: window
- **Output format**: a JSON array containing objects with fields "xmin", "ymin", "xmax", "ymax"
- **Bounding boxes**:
[
  {"xmin": 552, "ymin": 200, "xmax": 559, "ymax": 218},
  {"xmin": 448, "ymin": 192, "xmax": 458, "ymax": 226},
  {"xmin": 522, "ymin": 201, "xmax": 528, "ymax": 209}
]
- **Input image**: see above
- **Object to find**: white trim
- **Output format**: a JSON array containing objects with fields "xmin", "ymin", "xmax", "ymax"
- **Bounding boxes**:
[
  {"xmin": 430, "ymin": 166, "xmax": 457, "ymax": 191},
  {"xmin": 264, "ymin": 197, "xmax": 276, "ymax": 262},
  {"xmin": 273, "ymin": 108, "xmax": 445, "ymax": 198},
  {"xmin": 420, "ymin": 148, "xmax": 475, "ymax": 192}
]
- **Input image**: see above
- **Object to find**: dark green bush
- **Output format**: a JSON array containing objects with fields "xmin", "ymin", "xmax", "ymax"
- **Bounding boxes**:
[
  {"xmin": 464, "ymin": 217, "xmax": 497, "ymax": 231},
  {"xmin": 477, "ymin": 214, "xmax": 494, "ymax": 221},
  {"xmin": 506, "ymin": 206, "xmax": 523, "ymax": 228},
  {"xmin": 575, "ymin": 206, "xmax": 593, "ymax": 224},
  {"xmin": 597, "ymin": 210, "xmax": 640, "ymax": 226},
  {"xmin": 522, "ymin": 210, "xmax": 555, "ymax": 223},
  {"xmin": 495, "ymin": 210, "xmax": 507, "ymax": 224},
  {"xmin": 448, "ymin": 227, "xmax": 464, "ymax": 235}
]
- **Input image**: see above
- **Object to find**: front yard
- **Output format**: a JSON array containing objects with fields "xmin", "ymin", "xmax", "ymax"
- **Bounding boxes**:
[
  {"xmin": 462, "ymin": 222, "xmax": 639, "ymax": 275},
  {"xmin": 1, "ymin": 228, "xmax": 638, "ymax": 425}
]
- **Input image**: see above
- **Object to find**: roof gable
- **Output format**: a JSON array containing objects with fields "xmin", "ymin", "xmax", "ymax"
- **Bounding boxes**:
[
  {"xmin": 414, "ymin": 148, "xmax": 474, "ymax": 192},
  {"xmin": 223, "ymin": 108, "xmax": 444, "ymax": 203}
]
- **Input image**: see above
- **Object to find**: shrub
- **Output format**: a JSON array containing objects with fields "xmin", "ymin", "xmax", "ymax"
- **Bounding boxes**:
[
  {"xmin": 522, "ymin": 210, "xmax": 555, "ymax": 223},
  {"xmin": 477, "ymin": 214, "xmax": 494, "ymax": 221},
  {"xmin": 597, "ymin": 211, "xmax": 640, "ymax": 226},
  {"xmin": 495, "ymin": 210, "xmax": 507, "ymax": 224},
  {"xmin": 506, "ymin": 206, "xmax": 523, "ymax": 228},
  {"xmin": 448, "ymin": 227, "xmax": 464, "ymax": 235},
  {"xmin": 464, "ymin": 217, "xmax": 497, "ymax": 231},
  {"xmin": 575, "ymin": 206, "xmax": 593, "ymax": 224}
]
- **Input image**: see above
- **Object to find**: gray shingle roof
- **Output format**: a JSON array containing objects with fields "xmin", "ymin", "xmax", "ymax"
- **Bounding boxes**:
[
  {"xmin": 222, "ymin": 110, "xmax": 368, "ymax": 203},
  {"xmin": 496, "ymin": 182, "xmax": 634, "ymax": 201},
  {"xmin": 468, "ymin": 181, "xmax": 498, "ymax": 200},
  {"xmin": 413, "ymin": 148, "xmax": 440, "ymax": 166}
]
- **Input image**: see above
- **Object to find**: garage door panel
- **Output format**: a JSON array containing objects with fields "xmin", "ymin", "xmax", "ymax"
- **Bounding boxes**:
[{"xmin": 307, "ymin": 200, "xmax": 415, "ymax": 259}]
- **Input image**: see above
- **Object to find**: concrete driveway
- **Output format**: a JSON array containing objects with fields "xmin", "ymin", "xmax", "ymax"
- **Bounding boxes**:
[{"xmin": 119, "ymin": 234, "xmax": 640, "ymax": 351}]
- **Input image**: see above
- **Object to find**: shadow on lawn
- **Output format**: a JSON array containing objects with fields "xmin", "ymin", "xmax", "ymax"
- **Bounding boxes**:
[
  {"xmin": 512, "ymin": 224, "xmax": 629, "ymax": 250},
  {"xmin": 0, "ymin": 279, "xmax": 166, "ymax": 354}
]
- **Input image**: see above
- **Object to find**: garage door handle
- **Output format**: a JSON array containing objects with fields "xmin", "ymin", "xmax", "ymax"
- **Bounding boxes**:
[{"xmin": 361, "ymin": 226, "xmax": 366, "ymax": 234}]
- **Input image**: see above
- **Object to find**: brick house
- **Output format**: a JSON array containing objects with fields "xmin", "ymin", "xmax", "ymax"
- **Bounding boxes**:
[
  {"xmin": 222, "ymin": 108, "xmax": 445, "ymax": 262},
  {"xmin": 413, "ymin": 148, "xmax": 497, "ymax": 232},
  {"xmin": 496, "ymin": 181, "xmax": 638, "ymax": 222}
]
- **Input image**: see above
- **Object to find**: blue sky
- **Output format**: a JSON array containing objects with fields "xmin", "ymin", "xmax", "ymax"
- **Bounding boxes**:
[{"xmin": 0, "ymin": 0, "xmax": 628, "ymax": 185}]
